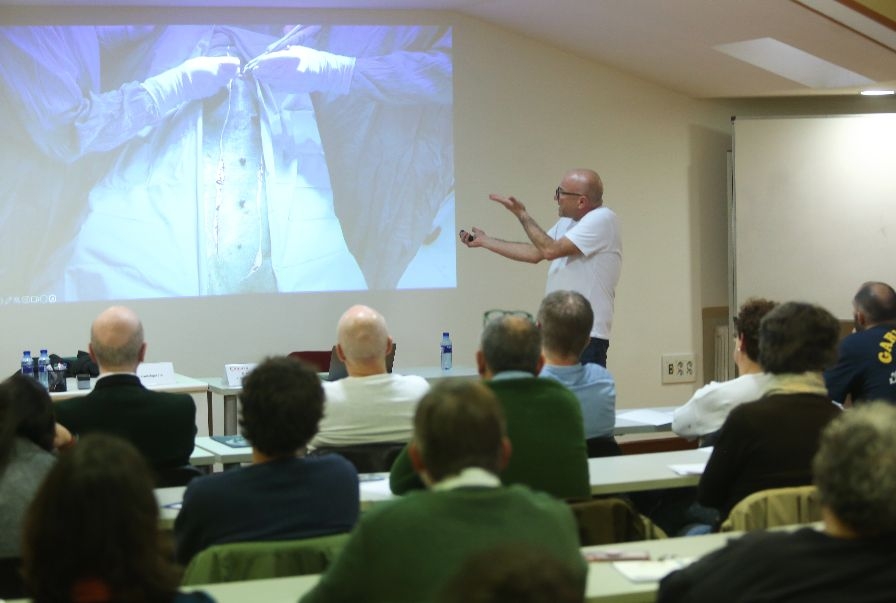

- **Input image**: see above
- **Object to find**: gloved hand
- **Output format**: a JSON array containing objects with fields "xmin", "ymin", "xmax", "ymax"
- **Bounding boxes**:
[
  {"xmin": 245, "ymin": 45, "xmax": 355, "ymax": 95},
  {"xmin": 142, "ymin": 56, "xmax": 241, "ymax": 116}
]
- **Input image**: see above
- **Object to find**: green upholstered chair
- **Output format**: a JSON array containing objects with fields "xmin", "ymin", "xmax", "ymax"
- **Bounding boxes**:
[
  {"xmin": 181, "ymin": 532, "xmax": 350, "ymax": 586},
  {"xmin": 719, "ymin": 485, "xmax": 822, "ymax": 533}
]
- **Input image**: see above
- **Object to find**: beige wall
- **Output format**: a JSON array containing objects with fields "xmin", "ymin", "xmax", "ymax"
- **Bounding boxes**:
[{"xmin": 5, "ymin": 8, "xmax": 886, "ymax": 409}]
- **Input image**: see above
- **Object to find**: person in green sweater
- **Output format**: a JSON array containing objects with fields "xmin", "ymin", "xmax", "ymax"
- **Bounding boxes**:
[
  {"xmin": 390, "ymin": 314, "xmax": 590, "ymax": 499},
  {"xmin": 299, "ymin": 380, "xmax": 587, "ymax": 603}
]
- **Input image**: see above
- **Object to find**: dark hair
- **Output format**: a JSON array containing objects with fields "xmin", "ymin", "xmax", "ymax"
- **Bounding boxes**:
[
  {"xmin": 438, "ymin": 543, "xmax": 585, "ymax": 603},
  {"xmin": 758, "ymin": 302, "xmax": 840, "ymax": 374},
  {"xmin": 22, "ymin": 434, "xmax": 180, "ymax": 602},
  {"xmin": 413, "ymin": 381, "xmax": 506, "ymax": 482},
  {"xmin": 854, "ymin": 281, "xmax": 896, "ymax": 324},
  {"xmin": 813, "ymin": 402, "xmax": 896, "ymax": 537},
  {"xmin": 481, "ymin": 315, "xmax": 542, "ymax": 374},
  {"xmin": 732, "ymin": 298, "xmax": 777, "ymax": 362},
  {"xmin": 0, "ymin": 374, "xmax": 56, "ymax": 474},
  {"xmin": 239, "ymin": 356, "xmax": 324, "ymax": 456},
  {"xmin": 537, "ymin": 290, "xmax": 593, "ymax": 357}
]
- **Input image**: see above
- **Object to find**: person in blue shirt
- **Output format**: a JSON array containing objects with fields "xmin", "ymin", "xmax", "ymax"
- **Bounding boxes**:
[{"xmin": 537, "ymin": 290, "xmax": 618, "ymax": 457}]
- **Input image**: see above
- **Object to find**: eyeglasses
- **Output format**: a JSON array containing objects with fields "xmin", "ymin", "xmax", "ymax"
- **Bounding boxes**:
[
  {"xmin": 554, "ymin": 186, "xmax": 585, "ymax": 200},
  {"xmin": 483, "ymin": 309, "xmax": 535, "ymax": 327}
]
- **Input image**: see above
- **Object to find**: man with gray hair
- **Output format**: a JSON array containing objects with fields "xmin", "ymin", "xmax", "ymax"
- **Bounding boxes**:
[
  {"xmin": 54, "ymin": 306, "xmax": 196, "ymax": 471},
  {"xmin": 659, "ymin": 402, "xmax": 896, "ymax": 602},
  {"xmin": 390, "ymin": 314, "xmax": 589, "ymax": 499},
  {"xmin": 310, "ymin": 304, "xmax": 429, "ymax": 449},
  {"xmin": 538, "ymin": 290, "xmax": 617, "ymax": 457},
  {"xmin": 825, "ymin": 281, "xmax": 896, "ymax": 405}
]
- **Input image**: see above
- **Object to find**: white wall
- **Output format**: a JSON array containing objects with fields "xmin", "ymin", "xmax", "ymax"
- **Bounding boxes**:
[{"xmin": 0, "ymin": 7, "xmax": 738, "ymax": 408}]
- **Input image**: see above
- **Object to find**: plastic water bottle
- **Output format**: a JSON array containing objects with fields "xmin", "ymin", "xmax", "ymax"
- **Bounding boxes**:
[
  {"xmin": 38, "ymin": 349, "xmax": 50, "ymax": 388},
  {"xmin": 440, "ymin": 332, "xmax": 453, "ymax": 371},
  {"xmin": 21, "ymin": 350, "xmax": 34, "ymax": 379}
]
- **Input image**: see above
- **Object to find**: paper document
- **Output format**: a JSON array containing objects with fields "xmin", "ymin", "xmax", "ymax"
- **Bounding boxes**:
[
  {"xmin": 669, "ymin": 463, "xmax": 707, "ymax": 476},
  {"xmin": 616, "ymin": 409, "xmax": 674, "ymax": 426},
  {"xmin": 612, "ymin": 558, "xmax": 695, "ymax": 583}
]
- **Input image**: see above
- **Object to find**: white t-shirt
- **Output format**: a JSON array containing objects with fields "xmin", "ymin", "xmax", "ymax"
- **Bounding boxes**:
[
  {"xmin": 311, "ymin": 373, "xmax": 430, "ymax": 448},
  {"xmin": 546, "ymin": 206, "xmax": 622, "ymax": 340},
  {"xmin": 671, "ymin": 372, "xmax": 773, "ymax": 439}
]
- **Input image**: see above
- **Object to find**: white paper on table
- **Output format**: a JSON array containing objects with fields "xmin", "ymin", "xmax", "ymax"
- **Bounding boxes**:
[
  {"xmin": 612, "ymin": 558, "xmax": 695, "ymax": 582},
  {"xmin": 616, "ymin": 409, "xmax": 674, "ymax": 426},
  {"xmin": 668, "ymin": 462, "xmax": 707, "ymax": 475}
]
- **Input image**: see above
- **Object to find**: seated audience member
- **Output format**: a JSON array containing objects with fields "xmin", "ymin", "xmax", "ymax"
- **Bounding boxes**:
[
  {"xmin": 21, "ymin": 433, "xmax": 215, "ymax": 603},
  {"xmin": 310, "ymin": 305, "xmax": 429, "ymax": 449},
  {"xmin": 659, "ymin": 402, "xmax": 896, "ymax": 603},
  {"xmin": 175, "ymin": 357, "xmax": 358, "ymax": 565},
  {"xmin": 698, "ymin": 302, "xmax": 842, "ymax": 521},
  {"xmin": 537, "ymin": 290, "xmax": 618, "ymax": 457},
  {"xmin": 53, "ymin": 306, "xmax": 196, "ymax": 471},
  {"xmin": 672, "ymin": 298, "xmax": 776, "ymax": 444},
  {"xmin": 390, "ymin": 315, "xmax": 590, "ymax": 499},
  {"xmin": 0, "ymin": 375, "xmax": 73, "ymax": 597},
  {"xmin": 438, "ymin": 543, "xmax": 585, "ymax": 603},
  {"xmin": 300, "ymin": 381, "xmax": 586, "ymax": 603},
  {"xmin": 825, "ymin": 281, "xmax": 896, "ymax": 405}
]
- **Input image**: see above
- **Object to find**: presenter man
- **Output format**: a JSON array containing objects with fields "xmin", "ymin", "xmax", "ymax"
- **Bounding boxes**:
[{"xmin": 459, "ymin": 168, "xmax": 621, "ymax": 366}]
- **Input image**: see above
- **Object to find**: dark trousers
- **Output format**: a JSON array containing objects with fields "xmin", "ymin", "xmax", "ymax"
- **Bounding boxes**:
[{"xmin": 581, "ymin": 337, "xmax": 609, "ymax": 367}]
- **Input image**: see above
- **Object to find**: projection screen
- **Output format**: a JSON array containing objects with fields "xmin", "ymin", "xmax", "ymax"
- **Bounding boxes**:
[{"xmin": 0, "ymin": 23, "xmax": 454, "ymax": 305}]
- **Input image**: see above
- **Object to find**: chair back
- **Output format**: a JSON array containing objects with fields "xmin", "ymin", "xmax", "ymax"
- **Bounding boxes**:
[
  {"xmin": 155, "ymin": 464, "xmax": 204, "ymax": 488},
  {"xmin": 566, "ymin": 496, "xmax": 648, "ymax": 546},
  {"xmin": 719, "ymin": 485, "xmax": 822, "ymax": 532},
  {"xmin": 310, "ymin": 442, "xmax": 406, "ymax": 473},
  {"xmin": 181, "ymin": 532, "xmax": 350, "ymax": 586},
  {"xmin": 287, "ymin": 351, "xmax": 333, "ymax": 373}
]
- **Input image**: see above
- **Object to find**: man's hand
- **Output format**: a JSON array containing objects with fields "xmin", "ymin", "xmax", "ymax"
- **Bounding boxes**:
[
  {"xmin": 459, "ymin": 227, "xmax": 487, "ymax": 248},
  {"xmin": 489, "ymin": 193, "xmax": 528, "ymax": 218},
  {"xmin": 53, "ymin": 423, "xmax": 75, "ymax": 451}
]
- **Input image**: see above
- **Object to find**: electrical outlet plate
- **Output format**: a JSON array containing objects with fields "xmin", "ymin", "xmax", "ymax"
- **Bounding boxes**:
[{"xmin": 662, "ymin": 353, "xmax": 696, "ymax": 384}]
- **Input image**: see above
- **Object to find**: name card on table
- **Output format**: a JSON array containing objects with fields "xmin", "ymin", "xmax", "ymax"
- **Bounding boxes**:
[
  {"xmin": 137, "ymin": 362, "xmax": 176, "ymax": 386},
  {"xmin": 224, "ymin": 363, "xmax": 257, "ymax": 387}
]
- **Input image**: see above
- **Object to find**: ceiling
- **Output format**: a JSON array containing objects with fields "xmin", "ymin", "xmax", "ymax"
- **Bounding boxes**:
[{"xmin": 3, "ymin": 0, "xmax": 895, "ymax": 98}]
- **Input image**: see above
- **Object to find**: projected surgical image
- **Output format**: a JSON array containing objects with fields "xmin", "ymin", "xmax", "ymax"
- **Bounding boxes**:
[{"xmin": 0, "ymin": 24, "xmax": 454, "ymax": 304}]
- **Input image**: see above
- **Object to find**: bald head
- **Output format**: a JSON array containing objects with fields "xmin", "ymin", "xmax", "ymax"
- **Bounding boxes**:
[
  {"xmin": 564, "ymin": 169, "xmax": 603, "ymax": 207},
  {"xmin": 853, "ymin": 281, "xmax": 896, "ymax": 329},
  {"xmin": 336, "ymin": 305, "xmax": 392, "ymax": 376},
  {"xmin": 89, "ymin": 306, "xmax": 146, "ymax": 373}
]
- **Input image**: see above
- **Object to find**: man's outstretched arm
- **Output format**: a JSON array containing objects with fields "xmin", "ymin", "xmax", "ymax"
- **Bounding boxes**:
[
  {"xmin": 489, "ymin": 194, "xmax": 582, "ymax": 260},
  {"xmin": 458, "ymin": 227, "xmax": 544, "ymax": 263}
]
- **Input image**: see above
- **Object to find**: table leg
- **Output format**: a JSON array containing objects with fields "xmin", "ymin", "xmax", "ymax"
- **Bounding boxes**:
[
  {"xmin": 206, "ymin": 390, "xmax": 214, "ymax": 435},
  {"xmin": 223, "ymin": 394, "xmax": 238, "ymax": 435}
]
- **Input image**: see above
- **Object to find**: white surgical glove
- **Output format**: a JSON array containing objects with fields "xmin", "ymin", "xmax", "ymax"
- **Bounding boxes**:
[
  {"xmin": 142, "ymin": 56, "xmax": 241, "ymax": 116},
  {"xmin": 246, "ymin": 45, "xmax": 355, "ymax": 95}
]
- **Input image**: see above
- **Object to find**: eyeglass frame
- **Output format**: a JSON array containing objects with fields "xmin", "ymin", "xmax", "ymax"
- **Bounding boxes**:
[
  {"xmin": 482, "ymin": 309, "xmax": 535, "ymax": 327},
  {"xmin": 554, "ymin": 186, "xmax": 586, "ymax": 201}
]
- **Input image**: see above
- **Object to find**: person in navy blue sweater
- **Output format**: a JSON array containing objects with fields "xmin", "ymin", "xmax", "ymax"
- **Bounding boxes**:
[{"xmin": 175, "ymin": 356, "xmax": 359, "ymax": 565}]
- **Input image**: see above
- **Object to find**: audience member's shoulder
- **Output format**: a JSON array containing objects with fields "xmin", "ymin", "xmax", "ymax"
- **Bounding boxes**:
[{"xmin": 582, "ymin": 362, "xmax": 614, "ymax": 381}]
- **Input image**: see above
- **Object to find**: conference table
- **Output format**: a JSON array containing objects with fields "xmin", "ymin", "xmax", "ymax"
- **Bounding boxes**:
[
  {"xmin": 164, "ymin": 445, "xmax": 712, "ymax": 527},
  {"xmin": 166, "ymin": 529, "xmax": 741, "ymax": 603},
  {"xmin": 205, "ymin": 367, "xmax": 677, "ymax": 437},
  {"xmin": 203, "ymin": 365, "xmax": 481, "ymax": 435},
  {"xmin": 48, "ymin": 373, "xmax": 209, "ymax": 401}
]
